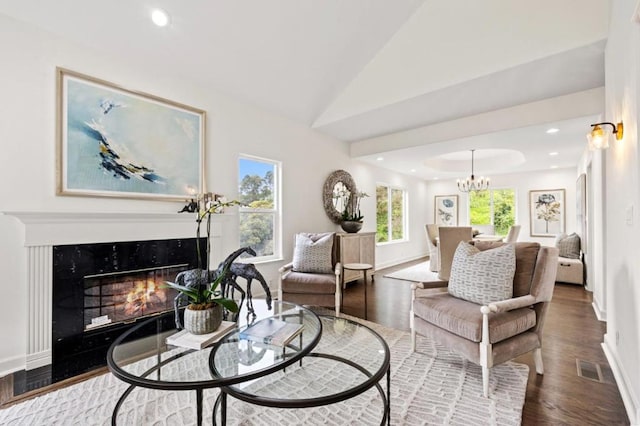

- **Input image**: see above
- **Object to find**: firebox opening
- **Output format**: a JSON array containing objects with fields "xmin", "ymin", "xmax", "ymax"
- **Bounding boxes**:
[{"xmin": 83, "ymin": 264, "xmax": 186, "ymax": 331}]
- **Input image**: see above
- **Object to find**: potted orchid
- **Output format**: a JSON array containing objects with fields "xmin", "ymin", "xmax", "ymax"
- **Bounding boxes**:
[
  {"xmin": 165, "ymin": 195, "xmax": 242, "ymax": 334},
  {"xmin": 340, "ymin": 191, "xmax": 369, "ymax": 233}
]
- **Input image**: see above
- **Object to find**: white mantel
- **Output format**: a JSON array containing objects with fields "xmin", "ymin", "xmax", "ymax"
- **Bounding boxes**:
[
  {"xmin": 3, "ymin": 211, "xmax": 231, "ymax": 370},
  {"xmin": 3, "ymin": 211, "xmax": 206, "ymax": 246}
]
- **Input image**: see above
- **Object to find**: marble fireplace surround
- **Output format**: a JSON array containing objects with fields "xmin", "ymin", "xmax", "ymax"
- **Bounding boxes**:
[{"xmin": 4, "ymin": 211, "xmax": 228, "ymax": 371}]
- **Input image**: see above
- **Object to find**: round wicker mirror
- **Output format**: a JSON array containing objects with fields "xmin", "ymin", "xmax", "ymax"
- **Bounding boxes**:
[{"xmin": 323, "ymin": 170, "xmax": 356, "ymax": 224}]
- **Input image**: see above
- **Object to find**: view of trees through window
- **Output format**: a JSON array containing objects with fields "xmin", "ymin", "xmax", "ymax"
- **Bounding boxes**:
[
  {"xmin": 376, "ymin": 185, "xmax": 406, "ymax": 243},
  {"xmin": 469, "ymin": 189, "xmax": 516, "ymax": 236},
  {"xmin": 238, "ymin": 157, "xmax": 278, "ymax": 258}
]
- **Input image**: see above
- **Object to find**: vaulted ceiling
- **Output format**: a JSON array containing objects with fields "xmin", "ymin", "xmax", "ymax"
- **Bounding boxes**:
[{"xmin": 0, "ymin": 0, "xmax": 610, "ymax": 179}]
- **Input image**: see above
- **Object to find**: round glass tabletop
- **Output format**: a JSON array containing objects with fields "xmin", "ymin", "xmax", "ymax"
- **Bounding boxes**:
[
  {"xmin": 107, "ymin": 300, "xmax": 322, "ymax": 391},
  {"xmin": 215, "ymin": 315, "xmax": 390, "ymax": 408}
]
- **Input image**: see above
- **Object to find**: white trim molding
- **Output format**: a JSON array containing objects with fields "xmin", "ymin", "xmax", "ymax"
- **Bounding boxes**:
[
  {"xmin": 592, "ymin": 300, "xmax": 607, "ymax": 322},
  {"xmin": 602, "ymin": 334, "xmax": 639, "ymax": 425}
]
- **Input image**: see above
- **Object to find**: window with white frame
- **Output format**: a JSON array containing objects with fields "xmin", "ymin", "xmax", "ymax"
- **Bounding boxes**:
[
  {"xmin": 469, "ymin": 188, "xmax": 516, "ymax": 236},
  {"xmin": 376, "ymin": 184, "xmax": 407, "ymax": 243},
  {"xmin": 238, "ymin": 155, "xmax": 281, "ymax": 261}
]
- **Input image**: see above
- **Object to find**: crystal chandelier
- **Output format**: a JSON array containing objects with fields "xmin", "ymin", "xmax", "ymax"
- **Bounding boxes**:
[{"xmin": 457, "ymin": 149, "xmax": 490, "ymax": 192}]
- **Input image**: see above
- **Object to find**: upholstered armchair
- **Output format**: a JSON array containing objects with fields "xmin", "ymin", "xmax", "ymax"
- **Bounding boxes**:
[
  {"xmin": 410, "ymin": 241, "xmax": 559, "ymax": 397},
  {"xmin": 278, "ymin": 232, "xmax": 341, "ymax": 316},
  {"xmin": 424, "ymin": 224, "xmax": 440, "ymax": 272}
]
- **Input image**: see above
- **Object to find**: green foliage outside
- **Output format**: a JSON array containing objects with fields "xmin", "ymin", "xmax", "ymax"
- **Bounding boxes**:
[
  {"xmin": 492, "ymin": 189, "xmax": 515, "ymax": 236},
  {"xmin": 391, "ymin": 188, "xmax": 404, "ymax": 240},
  {"xmin": 376, "ymin": 185, "xmax": 405, "ymax": 242},
  {"xmin": 469, "ymin": 189, "xmax": 515, "ymax": 236},
  {"xmin": 469, "ymin": 190, "xmax": 491, "ymax": 225},
  {"xmin": 376, "ymin": 186, "xmax": 388, "ymax": 243},
  {"xmin": 238, "ymin": 171, "xmax": 273, "ymax": 206},
  {"xmin": 238, "ymin": 167, "xmax": 275, "ymax": 257}
]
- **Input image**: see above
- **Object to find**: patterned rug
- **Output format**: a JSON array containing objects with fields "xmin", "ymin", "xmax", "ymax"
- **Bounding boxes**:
[{"xmin": 0, "ymin": 315, "xmax": 528, "ymax": 425}]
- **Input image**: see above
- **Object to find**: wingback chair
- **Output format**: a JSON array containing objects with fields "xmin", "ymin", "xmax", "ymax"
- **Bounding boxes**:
[
  {"xmin": 425, "ymin": 224, "xmax": 440, "ymax": 272},
  {"xmin": 437, "ymin": 226, "xmax": 473, "ymax": 281},
  {"xmin": 278, "ymin": 232, "xmax": 342, "ymax": 315},
  {"xmin": 410, "ymin": 241, "xmax": 559, "ymax": 397}
]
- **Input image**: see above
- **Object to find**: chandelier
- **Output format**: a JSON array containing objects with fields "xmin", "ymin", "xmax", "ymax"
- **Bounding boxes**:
[{"xmin": 457, "ymin": 149, "xmax": 490, "ymax": 192}]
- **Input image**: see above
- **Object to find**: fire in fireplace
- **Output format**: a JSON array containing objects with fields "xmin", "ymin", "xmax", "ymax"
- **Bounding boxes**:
[{"xmin": 83, "ymin": 264, "xmax": 184, "ymax": 330}]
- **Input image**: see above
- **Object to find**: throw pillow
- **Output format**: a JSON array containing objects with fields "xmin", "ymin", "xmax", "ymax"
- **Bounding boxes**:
[
  {"xmin": 556, "ymin": 232, "xmax": 581, "ymax": 259},
  {"xmin": 292, "ymin": 233, "xmax": 334, "ymax": 273},
  {"xmin": 448, "ymin": 242, "xmax": 516, "ymax": 305}
]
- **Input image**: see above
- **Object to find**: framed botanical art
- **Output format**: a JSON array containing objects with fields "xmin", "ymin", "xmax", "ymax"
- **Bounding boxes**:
[
  {"xmin": 529, "ymin": 189, "xmax": 565, "ymax": 237},
  {"xmin": 57, "ymin": 68, "xmax": 205, "ymax": 200},
  {"xmin": 434, "ymin": 195, "xmax": 458, "ymax": 226}
]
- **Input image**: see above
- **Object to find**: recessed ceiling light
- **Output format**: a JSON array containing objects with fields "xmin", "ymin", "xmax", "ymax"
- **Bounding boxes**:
[
  {"xmin": 549, "ymin": 152, "xmax": 559, "ymax": 156},
  {"xmin": 376, "ymin": 157, "xmax": 384, "ymax": 161},
  {"xmin": 550, "ymin": 165, "xmax": 558, "ymax": 169},
  {"xmin": 151, "ymin": 9, "xmax": 170, "ymax": 27},
  {"xmin": 433, "ymin": 177, "xmax": 439, "ymax": 180},
  {"xmin": 410, "ymin": 169, "xmax": 416, "ymax": 173},
  {"xmin": 546, "ymin": 128, "xmax": 559, "ymax": 134}
]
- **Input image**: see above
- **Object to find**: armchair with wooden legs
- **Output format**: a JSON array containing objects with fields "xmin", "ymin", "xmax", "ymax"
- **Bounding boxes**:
[
  {"xmin": 410, "ymin": 241, "xmax": 559, "ymax": 397},
  {"xmin": 278, "ymin": 232, "xmax": 342, "ymax": 316}
]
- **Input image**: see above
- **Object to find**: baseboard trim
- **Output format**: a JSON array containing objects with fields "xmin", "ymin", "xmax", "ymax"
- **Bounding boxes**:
[
  {"xmin": 26, "ymin": 350, "xmax": 51, "ymax": 371},
  {"xmin": 602, "ymin": 336, "xmax": 639, "ymax": 425},
  {"xmin": 0, "ymin": 355, "xmax": 25, "ymax": 378},
  {"xmin": 592, "ymin": 300, "xmax": 606, "ymax": 322}
]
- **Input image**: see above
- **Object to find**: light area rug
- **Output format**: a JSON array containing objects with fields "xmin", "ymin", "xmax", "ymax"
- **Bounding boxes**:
[
  {"xmin": 384, "ymin": 261, "xmax": 440, "ymax": 283},
  {"xmin": 0, "ymin": 315, "xmax": 528, "ymax": 425}
]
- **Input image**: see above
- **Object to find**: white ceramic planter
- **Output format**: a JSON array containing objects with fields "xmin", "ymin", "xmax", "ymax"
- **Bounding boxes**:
[{"xmin": 183, "ymin": 303, "xmax": 223, "ymax": 335}]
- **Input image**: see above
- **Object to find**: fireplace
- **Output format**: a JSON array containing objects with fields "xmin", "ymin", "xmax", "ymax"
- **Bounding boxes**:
[{"xmin": 52, "ymin": 237, "xmax": 205, "ymax": 382}]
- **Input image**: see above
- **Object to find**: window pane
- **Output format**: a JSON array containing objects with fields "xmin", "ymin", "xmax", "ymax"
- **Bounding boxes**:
[
  {"xmin": 492, "ymin": 189, "xmax": 515, "ymax": 236},
  {"xmin": 239, "ymin": 212, "xmax": 274, "ymax": 257},
  {"xmin": 469, "ymin": 190, "xmax": 490, "ymax": 225},
  {"xmin": 238, "ymin": 158, "xmax": 274, "ymax": 208},
  {"xmin": 391, "ymin": 188, "xmax": 404, "ymax": 240},
  {"xmin": 238, "ymin": 157, "xmax": 278, "ymax": 260},
  {"xmin": 468, "ymin": 189, "xmax": 516, "ymax": 236},
  {"xmin": 376, "ymin": 185, "xmax": 388, "ymax": 243}
]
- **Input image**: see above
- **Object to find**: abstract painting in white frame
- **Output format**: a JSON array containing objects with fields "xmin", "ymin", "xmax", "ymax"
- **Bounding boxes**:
[{"xmin": 57, "ymin": 68, "xmax": 205, "ymax": 200}]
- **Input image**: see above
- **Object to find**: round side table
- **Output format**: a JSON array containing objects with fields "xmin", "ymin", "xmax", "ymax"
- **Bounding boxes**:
[{"xmin": 343, "ymin": 263, "xmax": 373, "ymax": 320}]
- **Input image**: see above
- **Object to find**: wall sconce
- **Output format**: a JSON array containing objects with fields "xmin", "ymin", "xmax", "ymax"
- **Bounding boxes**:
[{"xmin": 587, "ymin": 121, "xmax": 623, "ymax": 150}]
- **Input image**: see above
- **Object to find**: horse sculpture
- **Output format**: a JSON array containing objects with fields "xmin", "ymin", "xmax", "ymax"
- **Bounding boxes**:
[
  {"xmin": 172, "ymin": 247, "xmax": 273, "ymax": 327},
  {"xmin": 227, "ymin": 259, "xmax": 272, "ymax": 315},
  {"xmin": 173, "ymin": 247, "xmax": 251, "ymax": 329}
]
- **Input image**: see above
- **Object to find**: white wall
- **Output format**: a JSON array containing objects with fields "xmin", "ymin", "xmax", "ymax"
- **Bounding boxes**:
[
  {"xmin": 602, "ymin": 0, "xmax": 640, "ymax": 423},
  {"xmin": 0, "ymin": 14, "xmax": 430, "ymax": 375},
  {"xmin": 349, "ymin": 162, "xmax": 430, "ymax": 268},
  {"xmin": 425, "ymin": 167, "xmax": 578, "ymax": 245}
]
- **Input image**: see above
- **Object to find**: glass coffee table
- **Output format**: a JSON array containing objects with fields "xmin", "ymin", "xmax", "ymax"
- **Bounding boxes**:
[
  {"xmin": 108, "ymin": 301, "xmax": 391, "ymax": 425},
  {"xmin": 210, "ymin": 315, "xmax": 391, "ymax": 425},
  {"xmin": 107, "ymin": 300, "xmax": 322, "ymax": 425}
]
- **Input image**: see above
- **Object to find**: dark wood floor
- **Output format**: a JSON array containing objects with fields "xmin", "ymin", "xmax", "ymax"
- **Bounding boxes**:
[
  {"xmin": 341, "ymin": 259, "xmax": 630, "ymax": 425},
  {"xmin": 1, "ymin": 259, "xmax": 630, "ymax": 425}
]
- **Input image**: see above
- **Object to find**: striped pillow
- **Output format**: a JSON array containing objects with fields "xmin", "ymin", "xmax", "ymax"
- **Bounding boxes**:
[{"xmin": 448, "ymin": 242, "xmax": 516, "ymax": 305}]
